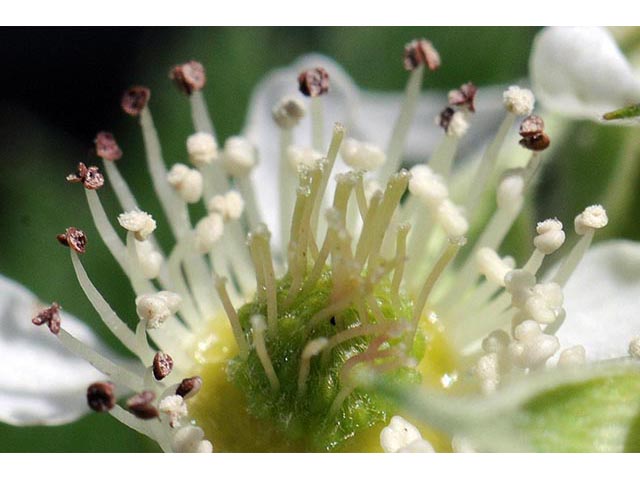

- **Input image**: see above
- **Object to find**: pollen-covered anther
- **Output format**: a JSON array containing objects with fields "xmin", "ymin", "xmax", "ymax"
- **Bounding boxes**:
[
  {"xmin": 167, "ymin": 163, "xmax": 203, "ymax": 204},
  {"xmin": 628, "ymin": 337, "xmax": 640, "ymax": 359},
  {"xmin": 503, "ymin": 85, "xmax": 535, "ymax": 116},
  {"xmin": 32, "ymin": 302, "xmax": 62, "ymax": 335},
  {"xmin": 340, "ymin": 138, "xmax": 386, "ymax": 171},
  {"xmin": 272, "ymin": 95, "xmax": 306, "ymax": 129},
  {"xmin": 518, "ymin": 115, "xmax": 550, "ymax": 151},
  {"xmin": 534, "ymin": 218, "xmax": 565, "ymax": 254},
  {"xmin": 508, "ymin": 320, "xmax": 560, "ymax": 369},
  {"xmin": 504, "ymin": 269, "xmax": 536, "ymax": 308},
  {"xmin": 169, "ymin": 60, "xmax": 206, "ymax": 95},
  {"xmin": 176, "ymin": 376, "xmax": 203, "ymax": 399},
  {"xmin": 380, "ymin": 415, "xmax": 434, "ymax": 453},
  {"xmin": 56, "ymin": 227, "xmax": 88, "ymax": 254},
  {"xmin": 222, "ymin": 136, "xmax": 257, "ymax": 177},
  {"xmin": 135, "ymin": 239, "xmax": 163, "ymax": 280},
  {"xmin": 194, "ymin": 214, "xmax": 224, "ymax": 253},
  {"xmin": 158, "ymin": 395, "xmax": 188, "ymax": 428},
  {"xmin": 436, "ymin": 199, "xmax": 469, "ymax": 240},
  {"xmin": 298, "ymin": 67, "xmax": 330, "ymax": 97},
  {"xmin": 524, "ymin": 282, "xmax": 564, "ymax": 325},
  {"xmin": 135, "ymin": 291, "xmax": 181, "ymax": 330},
  {"xmin": 126, "ymin": 391, "xmax": 159, "ymax": 420},
  {"xmin": 207, "ymin": 190, "xmax": 244, "ymax": 222},
  {"xmin": 66, "ymin": 162, "xmax": 105, "ymax": 190},
  {"xmin": 574, "ymin": 204, "xmax": 608, "ymax": 235},
  {"xmin": 448, "ymin": 82, "xmax": 478, "ymax": 112},
  {"xmin": 474, "ymin": 352, "xmax": 500, "ymax": 394},
  {"xmin": 408, "ymin": 165, "xmax": 449, "ymax": 209},
  {"xmin": 287, "ymin": 145, "xmax": 323, "ymax": 171},
  {"xmin": 171, "ymin": 426, "xmax": 213, "ymax": 453},
  {"xmin": 403, "ymin": 38, "xmax": 441, "ymax": 71},
  {"xmin": 94, "ymin": 131, "xmax": 123, "ymax": 161},
  {"xmin": 117, "ymin": 209, "xmax": 157, "ymax": 241},
  {"xmin": 186, "ymin": 132, "xmax": 218, "ymax": 168},
  {"xmin": 121, "ymin": 86, "xmax": 150, "ymax": 116},
  {"xmin": 86, "ymin": 381, "xmax": 116, "ymax": 412},
  {"xmin": 152, "ymin": 352, "xmax": 174, "ymax": 380},
  {"xmin": 558, "ymin": 345, "xmax": 586, "ymax": 367},
  {"xmin": 476, "ymin": 248, "xmax": 514, "ymax": 287}
]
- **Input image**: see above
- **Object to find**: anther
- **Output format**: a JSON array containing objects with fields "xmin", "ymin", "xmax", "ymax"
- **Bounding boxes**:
[
  {"xmin": 117, "ymin": 209, "xmax": 157, "ymax": 241},
  {"xmin": 207, "ymin": 190, "xmax": 244, "ymax": 222},
  {"xmin": 574, "ymin": 204, "xmax": 608, "ymax": 235},
  {"xmin": 403, "ymin": 38, "xmax": 441, "ymax": 71},
  {"xmin": 629, "ymin": 337, "xmax": 640, "ymax": 359},
  {"xmin": 448, "ymin": 82, "xmax": 477, "ymax": 112},
  {"xmin": 56, "ymin": 227, "xmax": 87, "ymax": 254},
  {"xmin": 272, "ymin": 95, "xmax": 306, "ymax": 129},
  {"xmin": 186, "ymin": 132, "xmax": 218, "ymax": 168},
  {"xmin": 534, "ymin": 218, "xmax": 565, "ymax": 254},
  {"xmin": 94, "ymin": 132, "xmax": 123, "ymax": 162},
  {"xmin": 476, "ymin": 248, "xmax": 512, "ymax": 287},
  {"xmin": 194, "ymin": 213, "xmax": 224, "ymax": 253},
  {"xmin": 287, "ymin": 145, "xmax": 323, "ymax": 171},
  {"xmin": 121, "ymin": 86, "xmax": 151, "ymax": 116},
  {"xmin": 380, "ymin": 415, "xmax": 432, "ymax": 453},
  {"xmin": 135, "ymin": 291, "xmax": 182, "ymax": 330},
  {"xmin": 439, "ymin": 109, "xmax": 469, "ymax": 138},
  {"xmin": 503, "ymin": 85, "xmax": 535, "ymax": 116},
  {"xmin": 170, "ymin": 60, "xmax": 206, "ymax": 95},
  {"xmin": 558, "ymin": 345, "xmax": 586, "ymax": 367},
  {"xmin": 86, "ymin": 381, "xmax": 116, "ymax": 412},
  {"xmin": 518, "ymin": 115, "xmax": 550, "ymax": 151},
  {"xmin": 167, "ymin": 163, "xmax": 203, "ymax": 204},
  {"xmin": 171, "ymin": 426, "xmax": 212, "ymax": 453},
  {"xmin": 437, "ymin": 107, "xmax": 456, "ymax": 132},
  {"xmin": 508, "ymin": 320, "xmax": 560, "ymax": 370},
  {"xmin": 32, "ymin": 302, "xmax": 62, "ymax": 335},
  {"xmin": 176, "ymin": 376, "xmax": 203, "ymax": 399},
  {"xmin": 340, "ymin": 138, "xmax": 386, "ymax": 171},
  {"xmin": 152, "ymin": 352, "xmax": 174, "ymax": 380},
  {"xmin": 298, "ymin": 67, "xmax": 330, "ymax": 97},
  {"xmin": 222, "ymin": 136, "xmax": 257, "ymax": 177},
  {"xmin": 66, "ymin": 162, "xmax": 105, "ymax": 190},
  {"xmin": 126, "ymin": 391, "xmax": 159, "ymax": 420},
  {"xmin": 158, "ymin": 394, "xmax": 188, "ymax": 427}
]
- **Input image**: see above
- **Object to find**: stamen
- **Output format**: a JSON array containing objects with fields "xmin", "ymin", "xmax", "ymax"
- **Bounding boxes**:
[
  {"xmin": 524, "ymin": 218, "xmax": 565, "ymax": 274},
  {"xmin": 214, "ymin": 276, "xmax": 249, "ymax": 360},
  {"xmin": 158, "ymin": 394, "xmax": 188, "ymax": 427},
  {"xmin": 249, "ymin": 225, "xmax": 278, "ymax": 334},
  {"xmin": 87, "ymin": 381, "xmax": 116, "ymax": 412},
  {"xmin": 126, "ymin": 391, "xmax": 159, "ymax": 420},
  {"xmin": 176, "ymin": 376, "xmax": 203, "ymax": 399},
  {"xmin": 251, "ymin": 315, "xmax": 280, "ymax": 393},
  {"xmin": 628, "ymin": 337, "xmax": 640, "ymax": 359},
  {"xmin": 153, "ymin": 352, "xmax": 174, "ymax": 381},
  {"xmin": 32, "ymin": 303, "xmax": 61, "ymax": 335},
  {"xmin": 167, "ymin": 163, "xmax": 204, "ymax": 204},
  {"xmin": 94, "ymin": 131, "xmax": 123, "ymax": 162},
  {"xmin": 298, "ymin": 67, "xmax": 330, "ymax": 150},
  {"xmin": 222, "ymin": 136, "xmax": 261, "ymax": 230},
  {"xmin": 558, "ymin": 345, "xmax": 586, "ymax": 367},
  {"xmin": 391, "ymin": 223, "xmax": 411, "ymax": 307},
  {"xmin": 297, "ymin": 337, "xmax": 328, "ymax": 396},
  {"xmin": 187, "ymin": 132, "xmax": 218, "ymax": 168},
  {"xmin": 170, "ymin": 61, "xmax": 206, "ymax": 96}
]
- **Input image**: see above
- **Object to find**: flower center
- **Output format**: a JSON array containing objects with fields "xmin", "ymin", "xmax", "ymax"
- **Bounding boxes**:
[{"xmin": 189, "ymin": 270, "xmax": 459, "ymax": 452}]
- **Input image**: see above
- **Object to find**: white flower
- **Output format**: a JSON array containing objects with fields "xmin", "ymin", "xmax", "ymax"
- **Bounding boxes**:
[{"xmin": 0, "ymin": 37, "xmax": 639, "ymax": 454}]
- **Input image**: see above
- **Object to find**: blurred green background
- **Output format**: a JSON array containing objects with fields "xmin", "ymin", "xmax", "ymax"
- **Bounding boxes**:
[{"xmin": 0, "ymin": 27, "xmax": 638, "ymax": 452}]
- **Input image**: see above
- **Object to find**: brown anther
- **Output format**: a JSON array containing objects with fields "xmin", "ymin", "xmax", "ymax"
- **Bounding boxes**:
[
  {"xmin": 169, "ymin": 61, "xmax": 206, "ymax": 95},
  {"xmin": 32, "ymin": 302, "xmax": 62, "ymax": 335},
  {"xmin": 519, "ymin": 133, "xmax": 551, "ymax": 151},
  {"xmin": 126, "ymin": 391, "xmax": 159, "ymax": 419},
  {"xmin": 519, "ymin": 115, "xmax": 545, "ymax": 137},
  {"xmin": 448, "ymin": 82, "xmax": 478, "ymax": 113},
  {"xmin": 95, "ymin": 132, "xmax": 123, "ymax": 162},
  {"xmin": 152, "ymin": 352, "xmax": 174, "ymax": 381},
  {"xmin": 56, "ymin": 227, "xmax": 87, "ymax": 254},
  {"xmin": 403, "ymin": 39, "xmax": 441, "ymax": 72},
  {"xmin": 437, "ymin": 107, "xmax": 456, "ymax": 133},
  {"xmin": 297, "ymin": 67, "xmax": 330, "ymax": 97},
  {"xmin": 87, "ymin": 381, "xmax": 116, "ymax": 412},
  {"xmin": 66, "ymin": 162, "xmax": 105, "ymax": 190},
  {"xmin": 176, "ymin": 376, "xmax": 202, "ymax": 399},
  {"xmin": 121, "ymin": 86, "xmax": 151, "ymax": 116}
]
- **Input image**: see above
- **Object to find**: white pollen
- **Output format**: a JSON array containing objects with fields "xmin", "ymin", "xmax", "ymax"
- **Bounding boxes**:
[
  {"xmin": 286, "ymin": 145, "xmax": 323, "ymax": 171},
  {"xmin": 135, "ymin": 292, "xmax": 181, "ymax": 329},
  {"xmin": 171, "ymin": 426, "xmax": 211, "ymax": 453},
  {"xmin": 558, "ymin": 345, "xmax": 586, "ymax": 367},
  {"xmin": 408, "ymin": 165, "xmax": 449, "ymax": 210},
  {"xmin": 503, "ymin": 85, "xmax": 535, "ymax": 116},
  {"xmin": 534, "ymin": 218, "xmax": 565, "ymax": 254},
  {"xmin": 436, "ymin": 199, "xmax": 468, "ymax": 240},
  {"xmin": 380, "ymin": 416, "xmax": 426, "ymax": 453},
  {"xmin": 446, "ymin": 111, "xmax": 470, "ymax": 138},
  {"xmin": 496, "ymin": 174, "xmax": 525, "ymax": 210},
  {"xmin": 524, "ymin": 282, "xmax": 564, "ymax": 325},
  {"xmin": 574, "ymin": 204, "xmax": 608, "ymax": 235},
  {"xmin": 158, "ymin": 394, "xmax": 188, "ymax": 428},
  {"xmin": 194, "ymin": 214, "xmax": 224, "ymax": 253},
  {"xmin": 396, "ymin": 438, "xmax": 435, "ymax": 453},
  {"xmin": 167, "ymin": 163, "xmax": 203, "ymax": 204},
  {"xmin": 629, "ymin": 337, "xmax": 640, "ymax": 359},
  {"xmin": 476, "ymin": 248, "xmax": 511, "ymax": 286},
  {"xmin": 509, "ymin": 320, "xmax": 560, "ymax": 369},
  {"xmin": 223, "ymin": 136, "xmax": 257, "ymax": 177},
  {"xmin": 475, "ymin": 352, "xmax": 500, "ymax": 394},
  {"xmin": 207, "ymin": 190, "xmax": 245, "ymax": 221},
  {"xmin": 186, "ymin": 132, "xmax": 218, "ymax": 168},
  {"xmin": 340, "ymin": 137, "xmax": 386, "ymax": 171},
  {"xmin": 272, "ymin": 95, "xmax": 306, "ymax": 129},
  {"xmin": 117, "ymin": 209, "xmax": 157, "ymax": 241}
]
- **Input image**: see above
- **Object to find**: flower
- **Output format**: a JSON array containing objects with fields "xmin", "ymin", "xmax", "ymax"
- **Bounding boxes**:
[{"xmin": 1, "ymin": 30, "xmax": 640, "ymax": 453}]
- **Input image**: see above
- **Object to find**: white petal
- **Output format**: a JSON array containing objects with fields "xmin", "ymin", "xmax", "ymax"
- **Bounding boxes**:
[
  {"xmin": 0, "ymin": 274, "xmax": 107, "ymax": 425},
  {"xmin": 556, "ymin": 240, "xmax": 640, "ymax": 361},
  {"xmin": 530, "ymin": 27, "xmax": 640, "ymax": 121},
  {"xmin": 243, "ymin": 53, "xmax": 505, "ymax": 248}
]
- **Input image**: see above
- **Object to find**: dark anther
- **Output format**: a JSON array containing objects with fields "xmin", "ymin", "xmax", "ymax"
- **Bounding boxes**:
[
  {"xmin": 95, "ymin": 132, "xmax": 123, "ymax": 162},
  {"xmin": 437, "ymin": 107, "xmax": 456, "ymax": 133},
  {"xmin": 32, "ymin": 302, "xmax": 62, "ymax": 335},
  {"xmin": 176, "ymin": 376, "xmax": 203, "ymax": 399},
  {"xmin": 87, "ymin": 381, "xmax": 116, "ymax": 412},
  {"xmin": 56, "ymin": 227, "xmax": 87, "ymax": 254},
  {"xmin": 66, "ymin": 162, "xmax": 104, "ymax": 190},
  {"xmin": 170, "ymin": 61, "xmax": 206, "ymax": 95},
  {"xmin": 448, "ymin": 82, "xmax": 478, "ymax": 113},
  {"xmin": 403, "ymin": 39, "xmax": 441, "ymax": 72},
  {"xmin": 298, "ymin": 68, "xmax": 330, "ymax": 97},
  {"xmin": 152, "ymin": 352, "xmax": 174, "ymax": 381},
  {"xmin": 121, "ymin": 86, "xmax": 151, "ymax": 116},
  {"xmin": 126, "ymin": 391, "xmax": 159, "ymax": 419}
]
